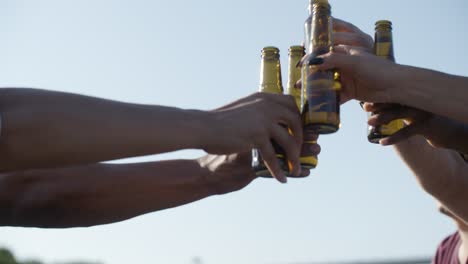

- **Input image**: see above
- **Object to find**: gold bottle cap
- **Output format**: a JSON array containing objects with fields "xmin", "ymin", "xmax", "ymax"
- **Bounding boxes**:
[
  {"xmin": 289, "ymin": 45, "xmax": 305, "ymax": 54},
  {"xmin": 261, "ymin": 46, "xmax": 280, "ymax": 58},
  {"xmin": 310, "ymin": 0, "xmax": 330, "ymax": 7},
  {"xmin": 262, "ymin": 46, "xmax": 279, "ymax": 52}
]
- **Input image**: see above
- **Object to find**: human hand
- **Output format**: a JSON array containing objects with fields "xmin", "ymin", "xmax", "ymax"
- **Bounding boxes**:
[
  {"xmin": 197, "ymin": 153, "xmax": 257, "ymax": 195},
  {"xmin": 365, "ymin": 103, "xmax": 468, "ymax": 153},
  {"xmin": 298, "ymin": 18, "xmax": 400, "ymax": 104},
  {"xmin": 311, "ymin": 46, "xmax": 400, "ymax": 104},
  {"xmin": 333, "ymin": 18, "xmax": 374, "ymax": 52},
  {"xmin": 205, "ymin": 93, "xmax": 303, "ymax": 183}
]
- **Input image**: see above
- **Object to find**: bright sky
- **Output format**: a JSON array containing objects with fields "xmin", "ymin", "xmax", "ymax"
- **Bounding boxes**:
[{"xmin": 1, "ymin": 0, "xmax": 467, "ymax": 263}]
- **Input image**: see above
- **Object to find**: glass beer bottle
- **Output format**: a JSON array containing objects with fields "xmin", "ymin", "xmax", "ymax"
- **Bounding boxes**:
[
  {"xmin": 252, "ymin": 47, "xmax": 289, "ymax": 177},
  {"xmin": 304, "ymin": 0, "xmax": 313, "ymax": 55},
  {"xmin": 302, "ymin": 0, "xmax": 341, "ymax": 135},
  {"xmin": 367, "ymin": 20, "xmax": 405, "ymax": 143},
  {"xmin": 287, "ymin": 45, "xmax": 318, "ymax": 169}
]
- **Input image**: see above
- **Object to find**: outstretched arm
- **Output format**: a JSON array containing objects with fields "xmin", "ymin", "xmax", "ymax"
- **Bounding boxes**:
[
  {"xmin": 394, "ymin": 137, "xmax": 468, "ymax": 224},
  {"xmin": 315, "ymin": 47, "xmax": 468, "ymax": 124},
  {"xmin": 0, "ymin": 88, "xmax": 303, "ymax": 182},
  {"xmin": 308, "ymin": 18, "xmax": 468, "ymax": 124},
  {"xmin": 0, "ymin": 153, "xmax": 256, "ymax": 228},
  {"xmin": 0, "ymin": 88, "xmax": 210, "ymax": 171}
]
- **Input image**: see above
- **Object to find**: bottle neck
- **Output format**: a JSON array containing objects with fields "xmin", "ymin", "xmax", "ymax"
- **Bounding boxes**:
[
  {"xmin": 308, "ymin": 4, "xmax": 332, "ymax": 55},
  {"xmin": 374, "ymin": 30, "xmax": 395, "ymax": 62},
  {"xmin": 287, "ymin": 51, "xmax": 304, "ymax": 88},
  {"xmin": 287, "ymin": 50, "xmax": 305, "ymax": 109},
  {"xmin": 259, "ymin": 56, "xmax": 283, "ymax": 94}
]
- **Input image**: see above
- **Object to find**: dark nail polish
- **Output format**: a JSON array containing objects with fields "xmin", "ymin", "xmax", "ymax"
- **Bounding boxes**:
[
  {"xmin": 296, "ymin": 60, "xmax": 303, "ymax": 68},
  {"xmin": 308, "ymin": 57, "xmax": 324, "ymax": 65},
  {"xmin": 295, "ymin": 80, "xmax": 301, "ymax": 88}
]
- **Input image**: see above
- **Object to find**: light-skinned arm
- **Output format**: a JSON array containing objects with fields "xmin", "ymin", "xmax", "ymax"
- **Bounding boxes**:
[
  {"xmin": 0, "ymin": 88, "xmax": 304, "ymax": 182},
  {"xmin": 314, "ymin": 46, "xmax": 468, "ymax": 124},
  {"xmin": 329, "ymin": 18, "xmax": 468, "ymax": 223},
  {"xmin": 365, "ymin": 103, "xmax": 468, "ymax": 154},
  {"xmin": 394, "ymin": 137, "xmax": 468, "ymax": 224}
]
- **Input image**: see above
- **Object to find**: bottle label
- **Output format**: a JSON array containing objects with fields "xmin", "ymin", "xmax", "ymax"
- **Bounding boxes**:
[
  {"xmin": 300, "ymin": 156, "xmax": 318, "ymax": 167},
  {"xmin": 379, "ymin": 119, "xmax": 405, "ymax": 135},
  {"xmin": 300, "ymin": 142, "xmax": 318, "ymax": 168}
]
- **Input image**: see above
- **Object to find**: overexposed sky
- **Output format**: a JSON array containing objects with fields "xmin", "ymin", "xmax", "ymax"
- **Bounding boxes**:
[{"xmin": 1, "ymin": 0, "xmax": 467, "ymax": 263}]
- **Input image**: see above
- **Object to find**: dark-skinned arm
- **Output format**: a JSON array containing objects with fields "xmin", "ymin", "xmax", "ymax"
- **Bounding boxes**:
[{"xmin": 0, "ymin": 153, "xmax": 256, "ymax": 228}]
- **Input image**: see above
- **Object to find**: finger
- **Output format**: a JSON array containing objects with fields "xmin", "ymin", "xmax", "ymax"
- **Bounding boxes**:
[
  {"xmin": 365, "ymin": 103, "xmax": 402, "ymax": 113},
  {"xmin": 258, "ymin": 141, "xmax": 287, "ymax": 183},
  {"xmin": 303, "ymin": 133, "xmax": 319, "ymax": 142},
  {"xmin": 368, "ymin": 107, "xmax": 422, "ymax": 126},
  {"xmin": 334, "ymin": 32, "xmax": 373, "ymax": 51},
  {"xmin": 297, "ymin": 55, "xmax": 307, "ymax": 68},
  {"xmin": 271, "ymin": 124, "xmax": 301, "ymax": 177},
  {"xmin": 315, "ymin": 51, "xmax": 358, "ymax": 73},
  {"xmin": 295, "ymin": 79, "xmax": 302, "ymax": 89},
  {"xmin": 332, "ymin": 45, "xmax": 370, "ymax": 56},
  {"xmin": 276, "ymin": 107, "xmax": 303, "ymax": 147},
  {"xmin": 300, "ymin": 169, "xmax": 311, "ymax": 177},
  {"xmin": 379, "ymin": 123, "xmax": 423, "ymax": 146},
  {"xmin": 302, "ymin": 142, "xmax": 321, "ymax": 156},
  {"xmin": 231, "ymin": 151, "xmax": 254, "ymax": 167},
  {"xmin": 338, "ymin": 74, "xmax": 354, "ymax": 105},
  {"xmin": 295, "ymin": 57, "xmax": 329, "ymax": 87},
  {"xmin": 289, "ymin": 168, "xmax": 312, "ymax": 178},
  {"xmin": 333, "ymin": 17, "xmax": 365, "ymax": 33},
  {"xmin": 297, "ymin": 54, "xmax": 324, "ymax": 68}
]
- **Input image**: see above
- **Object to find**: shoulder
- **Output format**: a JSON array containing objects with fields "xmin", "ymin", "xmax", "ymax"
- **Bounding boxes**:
[{"xmin": 433, "ymin": 232, "xmax": 461, "ymax": 264}]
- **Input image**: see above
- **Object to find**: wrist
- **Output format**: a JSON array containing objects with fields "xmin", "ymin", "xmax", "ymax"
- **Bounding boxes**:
[
  {"xmin": 384, "ymin": 63, "xmax": 408, "ymax": 104},
  {"xmin": 180, "ymin": 109, "xmax": 216, "ymax": 150},
  {"xmin": 195, "ymin": 156, "xmax": 218, "ymax": 196}
]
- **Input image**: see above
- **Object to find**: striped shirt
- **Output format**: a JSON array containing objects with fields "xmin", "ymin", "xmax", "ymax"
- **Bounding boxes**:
[{"xmin": 433, "ymin": 232, "xmax": 467, "ymax": 264}]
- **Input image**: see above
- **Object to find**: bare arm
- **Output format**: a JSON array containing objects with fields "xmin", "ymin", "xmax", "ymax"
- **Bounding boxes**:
[
  {"xmin": 394, "ymin": 137, "xmax": 468, "ymax": 223},
  {"xmin": 0, "ymin": 88, "xmax": 304, "ymax": 182},
  {"xmin": 0, "ymin": 88, "xmax": 210, "ymax": 171},
  {"xmin": 0, "ymin": 154, "xmax": 256, "ymax": 228},
  {"xmin": 315, "ymin": 50, "xmax": 468, "ymax": 124},
  {"xmin": 329, "ymin": 17, "xmax": 468, "ymax": 222},
  {"xmin": 392, "ymin": 66, "xmax": 468, "ymax": 125},
  {"xmin": 365, "ymin": 103, "xmax": 468, "ymax": 154}
]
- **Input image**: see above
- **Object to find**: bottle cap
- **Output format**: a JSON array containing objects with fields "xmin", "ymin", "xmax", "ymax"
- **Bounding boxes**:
[
  {"xmin": 375, "ymin": 20, "xmax": 393, "ymax": 30},
  {"xmin": 289, "ymin": 46, "xmax": 306, "ymax": 55}
]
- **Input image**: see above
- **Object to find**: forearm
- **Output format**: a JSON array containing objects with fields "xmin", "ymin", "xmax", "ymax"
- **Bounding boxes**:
[
  {"xmin": 0, "ymin": 159, "xmax": 213, "ymax": 228},
  {"xmin": 394, "ymin": 136, "xmax": 468, "ymax": 223},
  {"xmin": 391, "ymin": 66, "xmax": 468, "ymax": 124},
  {"xmin": 0, "ymin": 88, "xmax": 212, "ymax": 171}
]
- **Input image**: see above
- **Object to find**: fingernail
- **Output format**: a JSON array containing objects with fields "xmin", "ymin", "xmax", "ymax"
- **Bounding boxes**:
[
  {"xmin": 301, "ymin": 169, "xmax": 311, "ymax": 177},
  {"xmin": 295, "ymin": 80, "xmax": 301, "ymax": 88},
  {"xmin": 308, "ymin": 57, "xmax": 324, "ymax": 65},
  {"xmin": 295, "ymin": 167, "xmax": 302, "ymax": 178},
  {"xmin": 296, "ymin": 60, "xmax": 302, "ymax": 68},
  {"xmin": 368, "ymin": 116, "xmax": 377, "ymax": 126},
  {"xmin": 279, "ymin": 175, "xmax": 288, "ymax": 184},
  {"xmin": 379, "ymin": 138, "xmax": 390, "ymax": 146}
]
